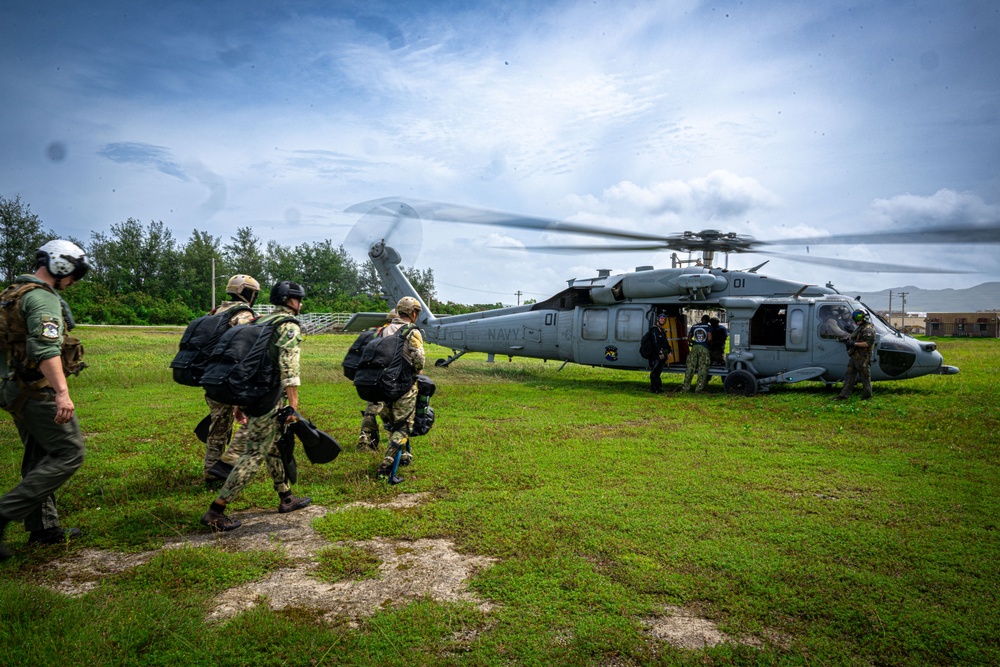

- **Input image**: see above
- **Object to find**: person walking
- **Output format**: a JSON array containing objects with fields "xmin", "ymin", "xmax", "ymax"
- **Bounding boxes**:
[
  {"xmin": 376, "ymin": 297, "xmax": 425, "ymax": 484},
  {"xmin": 200, "ymin": 281, "xmax": 312, "ymax": 532},
  {"xmin": 0, "ymin": 240, "xmax": 90, "ymax": 559},
  {"xmin": 682, "ymin": 314, "xmax": 713, "ymax": 393},
  {"xmin": 357, "ymin": 310, "xmax": 396, "ymax": 452},
  {"xmin": 835, "ymin": 309, "xmax": 876, "ymax": 401},
  {"xmin": 202, "ymin": 274, "xmax": 259, "ymax": 485}
]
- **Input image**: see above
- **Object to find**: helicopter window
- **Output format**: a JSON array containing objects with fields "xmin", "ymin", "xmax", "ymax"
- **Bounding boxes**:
[
  {"xmin": 749, "ymin": 305, "xmax": 787, "ymax": 347},
  {"xmin": 788, "ymin": 308, "xmax": 805, "ymax": 346},
  {"xmin": 582, "ymin": 308, "xmax": 609, "ymax": 340},
  {"xmin": 818, "ymin": 304, "xmax": 855, "ymax": 340},
  {"xmin": 615, "ymin": 308, "xmax": 644, "ymax": 341}
]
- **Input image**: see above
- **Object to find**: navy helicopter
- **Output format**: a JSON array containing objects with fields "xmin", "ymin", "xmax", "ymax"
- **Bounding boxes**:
[{"xmin": 343, "ymin": 198, "xmax": 998, "ymax": 395}]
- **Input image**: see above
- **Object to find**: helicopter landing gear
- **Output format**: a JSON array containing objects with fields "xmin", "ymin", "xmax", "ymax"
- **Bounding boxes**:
[
  {"xmin": 435, "ymin": 350, "xmax": 467, "ymax": 367},
  {"xmin": 724, "ymin": 369, "xmax": 759, "ymax": 397}
]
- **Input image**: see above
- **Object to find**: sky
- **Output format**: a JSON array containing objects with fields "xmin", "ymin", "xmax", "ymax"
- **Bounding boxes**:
[{"xmin": 2, "ymin": 0, "xmax": 999, "ymax": 306}]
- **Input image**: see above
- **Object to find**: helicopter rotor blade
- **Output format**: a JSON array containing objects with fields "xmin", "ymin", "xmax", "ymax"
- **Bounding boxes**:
[
  {"xmin": 348, "ymin": 197, "xmax": 681, "ymax": 244},
  {"xmin": 762, "ymin": 221, "xmax": 1000, "ymax": 247},
  {"xmin": 753, "ymin": 251, "xmax": 972, "ymax": 274}
]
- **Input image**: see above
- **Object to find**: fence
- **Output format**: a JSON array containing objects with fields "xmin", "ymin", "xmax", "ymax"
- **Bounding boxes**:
[{"xmin": 252, "ymin": 306, "xmax": 352, "ymax": 334}]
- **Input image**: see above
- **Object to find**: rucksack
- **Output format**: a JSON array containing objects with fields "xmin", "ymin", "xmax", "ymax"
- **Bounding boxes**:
[
  {"xmin": 170, "ymin": 304, "xmax": 253, "ymax": 387},
  {"xmin": 353, "ymin": 324, "xmax": 417, "ymax": 403},
  {"xmin": 639, "ymin": 329, "xmax": 656, "ymax": 360},
  {"xmin": 342, "ymin": 328, "xmax": 378, "ymax": 380},
  {"xmin": 199, "ymin": 313, "xmax": 298, "ymax": 415},
  {"xmin": 0, "ymin": 281, "xmax": 87, "ymax": 380}
]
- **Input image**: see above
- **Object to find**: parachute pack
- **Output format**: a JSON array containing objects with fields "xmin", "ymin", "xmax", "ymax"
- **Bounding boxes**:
[
  {"xmin": 342, "ymin": 328, "xmax": 378, "ymax": 380},
  {"xmin": 639, "ymin": 327, "xmax": 670, "ymax": 361},
  {"xmin": 170, "ymin": 305, "xmax": 253, "ymax": 387},
  {"xmin": 199, "ymin": 313, "xmax": 298, "ymax": 415},
  {"xmin": 639, "ymin": 329, "xmax": 656, "ymax": 360},
  {"xmin": 352, "ymin": 324, "xmax": 417, "ymax": 403}
]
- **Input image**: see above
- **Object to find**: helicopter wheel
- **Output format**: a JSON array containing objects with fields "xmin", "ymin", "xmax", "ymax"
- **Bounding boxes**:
[
  {"xmin": 435, "ymin": 359, "xmax": 447, "ymax": 367},
  {"xmin": 724, "ymin": 370, "xmax": 758, "ymax": 397}
]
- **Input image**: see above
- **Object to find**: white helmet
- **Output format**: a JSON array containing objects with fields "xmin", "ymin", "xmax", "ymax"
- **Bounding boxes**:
[{"xmin": 36, "ymin": 240, "xmax": 90, "ymax": 283}]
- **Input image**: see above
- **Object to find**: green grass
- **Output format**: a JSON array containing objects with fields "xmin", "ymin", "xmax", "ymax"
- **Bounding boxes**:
[{"xmin": 1, "ymin": 327, "xmax": 998, "ymax": 666}]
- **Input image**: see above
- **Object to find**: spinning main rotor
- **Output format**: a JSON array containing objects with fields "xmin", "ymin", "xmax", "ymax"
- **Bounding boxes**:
[{"xmin": 346, "ymin": 197, "xmax": 1000, "ymax": 274}]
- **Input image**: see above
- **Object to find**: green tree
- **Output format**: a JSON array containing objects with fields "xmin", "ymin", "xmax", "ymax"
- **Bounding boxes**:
[
  {"xmin": 179, "ymin": 229, "xmax": 224, "ymax": 313},
  {"xmin": 403, "ymin": 265, "xmax": 436, "ymax": 308},
  {"xmin": 89, "ymin": 219, "xmax": 180, "ymax": 295},
  {"xmin": 223, "ymin": 227, "xmax": 266, "ymax": 285},
  {"xmin": 263, "ymin": 239, "xmax": 300, "ymax": 293},
  {"xmin": 0, "ymin": 194, "xmax": 56, "ymax": 284}
]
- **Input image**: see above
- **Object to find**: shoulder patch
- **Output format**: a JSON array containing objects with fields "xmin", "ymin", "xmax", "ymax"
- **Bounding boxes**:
[{"xmin": 41, "ymin": 321, "xmax": 60, "ymax": 339}]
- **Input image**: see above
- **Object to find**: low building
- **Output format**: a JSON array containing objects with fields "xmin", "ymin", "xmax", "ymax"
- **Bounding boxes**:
[{"xmin": 924, "ymin": 312, "xmax": 999, "ymax": 338}]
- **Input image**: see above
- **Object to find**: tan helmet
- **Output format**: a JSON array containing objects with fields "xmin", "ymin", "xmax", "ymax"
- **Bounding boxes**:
[
  {"xmin": 395, "ymin": 296, "xmax": 422, "ymax": 317},
  {"xmin": 226, "ymin": 274, "xmax": 261, "ymax": 305},
  {"xmin": 386, "ymin": 309, "xmax": 398, "ymax": 321}
]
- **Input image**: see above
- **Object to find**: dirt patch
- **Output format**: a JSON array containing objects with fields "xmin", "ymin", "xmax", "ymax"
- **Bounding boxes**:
[
  {"xmin": 44, "ymin": 494, "xmax": 497, "ymax": 624},
  {"xmin": 642, "ymin": 605, "xmax": 765, "ymax": 650}
]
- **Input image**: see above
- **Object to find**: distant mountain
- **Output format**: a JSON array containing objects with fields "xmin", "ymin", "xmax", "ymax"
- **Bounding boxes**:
[{"xmin": 844, "ymin": 282, "xmax": 1000, "ymax": 313}]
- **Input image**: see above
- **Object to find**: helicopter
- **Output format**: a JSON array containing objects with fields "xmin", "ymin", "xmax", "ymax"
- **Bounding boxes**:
[{"xmin": 342, "ymin": 197, "xmax": 999, "ymax": 396}]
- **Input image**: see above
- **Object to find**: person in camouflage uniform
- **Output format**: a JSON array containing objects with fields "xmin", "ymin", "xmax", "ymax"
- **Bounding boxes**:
[
  {"xmin": 203, "ymin": 274, "xmax": 259, "ymax": 485},
  {"xmin": 200, "ymin": 281, "xmax": 311, "ymax": 532},
  {"xmin": 682, "ymin": 314, "xmax": 713, "ymax": 393},
  {"xmin": 835, "ymin": 309, "xmax": 877, "ymax": 401},
  {"xmin": 1, "ymin": 241, "xmax": 90, "ymax": 560},
  {"xmin": 376, "ymin": 297, "xmax": 425, "ymax": 484},
  {"xmin": 357, "ymin": 309, "xmax": 396, "ymax": 452}
]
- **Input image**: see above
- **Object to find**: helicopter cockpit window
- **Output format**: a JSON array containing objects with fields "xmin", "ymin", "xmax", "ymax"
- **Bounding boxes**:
[
  {"xmin": 582, "ymin": 308, "xmax": 609, "ymax": 340},
  {"xmin": 818, "ymin": 304, "xmax": 856, "ymax": 340}
]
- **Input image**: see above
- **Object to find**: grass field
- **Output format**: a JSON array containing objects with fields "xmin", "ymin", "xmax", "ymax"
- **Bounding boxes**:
[{"xmin": 1, "ymin": 327, "xmax": 998, "ymax": 667}]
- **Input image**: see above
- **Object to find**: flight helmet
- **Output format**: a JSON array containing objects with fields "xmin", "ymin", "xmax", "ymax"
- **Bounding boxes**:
[
  {"xmin": 269, "ymin": 280, "xmax": 306, "ymax": 306},
  {"xmin": 35, "ymin": 240, "xmax": 90, "ymax": 287},
  {"xmin": 226, "ymin": 274, "xmax": 260, "ymax": 305}
]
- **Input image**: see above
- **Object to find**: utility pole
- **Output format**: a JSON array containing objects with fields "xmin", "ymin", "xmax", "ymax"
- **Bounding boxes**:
[
  {"xmin": 515, "ymin": 290, "xmax": 523, "ymax": 306},
  {"xmin": 888, "ymin": 290, "xmax": 893, "ymax": 322},
  {"xmin": 898, "ymin": 291, "xmax": 908, "ymax": 332}
]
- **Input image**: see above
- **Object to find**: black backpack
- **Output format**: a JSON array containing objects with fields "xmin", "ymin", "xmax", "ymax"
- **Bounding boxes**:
[
  {"xmin": 639, "ymin": 329, "xmax": 656, "ymax": 360},
  {"xmin": 199, "ymin": 313, "xmax": 298, "ymax": 415},
  {"xmin": 170, "ymin": 305, "xmax": 253, "ymax": 387},
  {"xmin": 353, "ymin": 325, "xmax": 417, "ymax": 403},
  {"xmin": 342, "ymin": 328, "xmax": 378, "ymax": 380}
]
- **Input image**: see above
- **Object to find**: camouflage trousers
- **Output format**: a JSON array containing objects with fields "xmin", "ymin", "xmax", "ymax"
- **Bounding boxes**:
[
  {"xmin": 0, "ymin": 380, "xmax": 86, "ymax": 532},
  {"xmin": 358, "ymin": 401, "xmax": 384, "ymax": 450},
  {"xmin": 377, "ymin": 383, "xmax": 418, "ymax": 468},
  {"xmin": 203, "ymin": 396, "xmax": 249, "ymax": 477},
  {"xmin": 838, "ymin": 355, "xmax": 872, "ymax": 399},
  {"xmin": 683, "ymin": 346, "xmax": 711, "ymax": 392},
  {"xmin": 217, "ymin": 401, "xmax": 291, "ymax": 502}
]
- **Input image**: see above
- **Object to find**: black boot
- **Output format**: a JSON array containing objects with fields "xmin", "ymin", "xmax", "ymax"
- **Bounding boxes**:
[{"xmin": 28, "ymin": 527, "xmax": 82, "ymax": 545}]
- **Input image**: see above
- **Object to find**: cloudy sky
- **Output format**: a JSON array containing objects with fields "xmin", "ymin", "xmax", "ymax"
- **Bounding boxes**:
[{"xmin": 2, "ymin": 0, "xmax": 998, "ymax": 305}]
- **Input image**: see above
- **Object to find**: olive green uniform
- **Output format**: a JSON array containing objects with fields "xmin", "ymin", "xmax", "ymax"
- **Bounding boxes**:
[
  {"xmin": 0, "ymin": 276, "xmax": 85, "ymax": 534},
  {"xmin": 216, "ymin": 308, "xmax": 302, "ymax": 501},
  {"xmin": 838, "ymin": 320, "xmax": 876, "ymax": 399}
]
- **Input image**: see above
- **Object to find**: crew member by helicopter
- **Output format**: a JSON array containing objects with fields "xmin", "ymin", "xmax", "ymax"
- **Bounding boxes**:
[
  {"xmin": 683, "ymin": 315, "xmax": 713, "ymax": 393},
  {"xmin": 647, "ymin": 313, "xmax": 671, "ymax": 394},
  {"xmin": 708, "ymin": 317, "xmax": 728, "ymax": 367},
  {"xmin": 835, "ymin": 309, "xmax": 876, "ymax": 401}
]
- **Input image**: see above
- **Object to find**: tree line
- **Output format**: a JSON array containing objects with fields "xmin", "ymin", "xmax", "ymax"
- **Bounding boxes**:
[{"xmin": 1, "ymin": 194, "xmax": 497, "ymax": 325}]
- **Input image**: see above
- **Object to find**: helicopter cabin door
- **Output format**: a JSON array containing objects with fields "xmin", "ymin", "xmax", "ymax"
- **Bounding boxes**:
[{"xmin": 574, "ymin": 306, "xmax": 649, "ymax": 369}]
